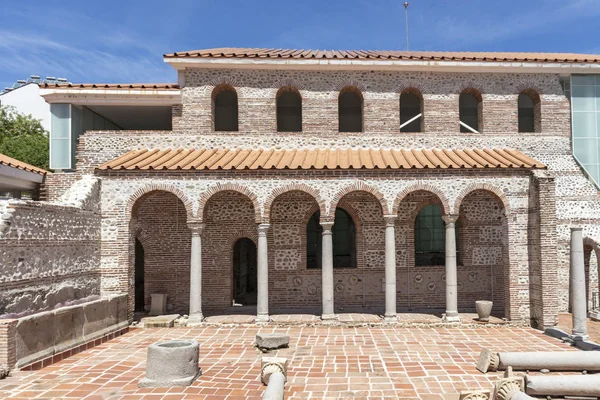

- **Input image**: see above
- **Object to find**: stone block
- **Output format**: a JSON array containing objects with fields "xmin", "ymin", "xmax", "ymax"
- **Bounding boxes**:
[
  {"xmin": 149, "ymin": 294, "xmax": 167, "ymax": 316},
  {"xmin": 138, "ymin": 340, "xmax": 201, "ymax": 387},
  {"xmin": 15, "ymin": 310, "xmax": 55, "ymax": 367},
  {"xmin": 107, "ymin": 294, "xmax": 128, "ymax": 324},
  {"xmin": 53, "ymin": 304, "xmax": 84, "ymax": 354},
  {"xmin": 256, "ymin": 333, "xmax": 289, "ymax": 351},
  {"xmin": 83, "ymin": 299, "xmax": 109, "ymax": 341},
  {"xmin": 141, "ymin": 314, "xmax": 180, "ymax": 328}
]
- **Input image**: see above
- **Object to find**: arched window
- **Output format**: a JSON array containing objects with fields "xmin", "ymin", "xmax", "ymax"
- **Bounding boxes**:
[
  {"xmin": 277, "ymin": 88, "xmax": 302, "ymax": 132},
  {"xmin": 213, "ymin": 86, "xmax": 238, "ymax": 131},
  {"xmin": 459, "ymin": 90, "xmax": 482, "ymax": 133},
  {"xmin": 339, "ymin": 87, "xmax": 363, "ymax": 132},
  {"xmin": 415, "ymin": 204, "xmax": 448, "ymax": 266},
  {"xmin": 400, "ymin": 89, "xmax": 423, "ymax": 132},
  {"xmin": 307, "ymin": 208, "xmax": 356, "ymax": 269},
  {"xmin": 518, "ymin": 90, "xmax": 540, "ymax": 133}
]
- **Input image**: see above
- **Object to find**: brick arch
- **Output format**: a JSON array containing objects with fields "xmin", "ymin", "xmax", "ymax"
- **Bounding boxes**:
[
  {"xmin": 515, "ymin": 81, "xmax": 543, "ymax": 98},
  {"xmin": 225, "ymin": 230, "xmax": 259, "ymax": 250},
  {"xmin": 273, "ymin": 78, "xmax": 307, "ymax": 92},
  {"xmin": 393, "ymin": 184, "xmax": 450, "ymax": 215},
  {"xmin": 329, "ymin": 182, "xmax": 388, "ymax": 220},
  {"xmin": 452, "ymin": 184, "xmax": 510, "ymax": 215},
  {"xmin": 334, "ymin": 80, "xmax": 366, "ymax": 93},
  {"xmin": 127, "ymin": 184, "xmax": 194, "ymax": 220},
  {"xmin": 198, "ymin": 183, "xmax": 261, "ymax": 223},
  {"xmin": 397, "ymin": 81, "xmax": 428, "ymax": 95},
  {"xmin": 458, "ymin": 83, "xmax": 485, "ymax": 99},
  {"xmin": 208, "ymin": 77, "xmax": 240, "ymax": 91},
  {"xmin": 263, "ymin": 184, "xmax": 327, "ymax": 222},
  {"xmin": 130, "ymin": 221, "xmax": 152, "ymax": 249}
]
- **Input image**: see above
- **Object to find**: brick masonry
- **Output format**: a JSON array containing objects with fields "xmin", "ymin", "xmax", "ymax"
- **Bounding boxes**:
[{"xmin": 38, "ymin": 68, "xmax": 600, "ymax": 326}]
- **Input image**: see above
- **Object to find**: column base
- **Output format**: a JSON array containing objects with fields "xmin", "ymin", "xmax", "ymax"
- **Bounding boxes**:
[
  {"xmin": 321, "ymin": 313, "xmax": 338, "ymax": 321},
  {"xmin": 572, "ymin": 333, "xmax": 591, "ymax": 342},
  {"xmin": 256, "ymin": 314, "xmax": 270, "ymax": 324},
  {"xmin": 443, "ymin": 313, "xmax": 461, "ymax": 323},
  {"xmin": 383, "ymin": 315, "xmax": 397, "ymax": 324},
  {"xmin": 187, "ymin": 314, "xmax": 204, "ymax": 327}
]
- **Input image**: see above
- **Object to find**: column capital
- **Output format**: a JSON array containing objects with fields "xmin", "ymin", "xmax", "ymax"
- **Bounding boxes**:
[
  {"xmin": 383, "ymin": 214, "xmax": 397, "ymax": 226},
  {"xmin": 187, "ymin": 222, "xmax": 204, "ymax": 235},
  {"xmin": 570, "ymin": 226, "xmax": 583, "ymax": 232},
  {"xmin": 257, "ymin": 223, "xmax": 270, "ymax": 235},
  {"xmin": 442, "ymin": 214, "xmax": 459, "ymax": 225},
  {"xmin": 320, "ymin": 221, "xmax": 334, "ymax": 231}
]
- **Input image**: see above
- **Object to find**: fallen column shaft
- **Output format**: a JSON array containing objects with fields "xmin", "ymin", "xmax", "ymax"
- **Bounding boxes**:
[
  {"xmin": 478, "ymin": 348, "xmax": 600, "ymax": 372},
  {"xmin": 526, "ymin": 374, "xmax": 600, "ymax": 397},
  {"xmin": 263, "ymin": 372, "xmax": 285, "ymax": 400}
]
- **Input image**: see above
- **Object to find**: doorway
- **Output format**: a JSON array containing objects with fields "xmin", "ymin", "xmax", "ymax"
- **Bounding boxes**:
[
  {"xmin": 134, "ymin": 238, "xmax": 145, "ymax": 312},
  {"xmin": 233, "ymin": 238, "xmax": 257, "ymax": 305}
]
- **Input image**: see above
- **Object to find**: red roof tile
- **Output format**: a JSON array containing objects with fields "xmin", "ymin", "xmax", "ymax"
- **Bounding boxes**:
[
  {"xmin": 164, "ymin": 48, "xmax": 600, "ymax": 64},
  {"xmin": 97, "ymin": 147, "xmax": 545, "ymax": 171},
  {"xmin": 40, "ymin": 83, "xmax": 179, "ymax": 90},
  {"xmin": 0, "ymin": 153, "xmax": 48, "ymax": 175}
]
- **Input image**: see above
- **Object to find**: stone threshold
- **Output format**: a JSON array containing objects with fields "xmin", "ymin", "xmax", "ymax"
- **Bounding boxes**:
[{"xmin": 19, "ymin": 326, "xmax": 129, "ymax": 371}]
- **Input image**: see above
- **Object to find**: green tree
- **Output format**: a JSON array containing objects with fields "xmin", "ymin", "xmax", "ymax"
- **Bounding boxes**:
[{"xmin": 0, "ymin": 106, "xmax": 49, "ymax": 170}]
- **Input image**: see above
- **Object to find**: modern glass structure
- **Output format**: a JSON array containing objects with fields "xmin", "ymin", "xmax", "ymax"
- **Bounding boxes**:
[{"xmin": 571, "ymin": 75, "xmax": 600, "ymax": 187}]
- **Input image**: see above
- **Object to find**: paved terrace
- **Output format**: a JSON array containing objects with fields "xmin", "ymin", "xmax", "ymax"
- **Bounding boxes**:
[{"xmin": 0, "ymin": 322, "xmax": 578, "ymax": 400}]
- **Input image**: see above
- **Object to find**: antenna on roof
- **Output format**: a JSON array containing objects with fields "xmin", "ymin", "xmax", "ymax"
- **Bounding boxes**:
[{"xmin": 404, "ymin": 2, "xmax": 409, "ymax": 51}]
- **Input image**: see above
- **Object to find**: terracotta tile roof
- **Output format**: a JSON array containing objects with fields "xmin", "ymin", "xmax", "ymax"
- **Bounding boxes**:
[
  {"xmin": 40, "ymin": 83, "xmax": 179, "ymax": 90},
  {"xmin": 164, "ymin": 48, "xmax": 600, "ymax": 64},
  {"xmin": 97, "ymin": 147, "xmax": 545, "ymax": 171},
  {"xmin": 0, "ymin": 153, "xmax": 48, "ymax": 175}
]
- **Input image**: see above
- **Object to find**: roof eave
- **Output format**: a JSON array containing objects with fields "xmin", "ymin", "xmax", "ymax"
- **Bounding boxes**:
[{"xmin": 164, "ymin": 57, "xmax": 600, "ymax": 73}]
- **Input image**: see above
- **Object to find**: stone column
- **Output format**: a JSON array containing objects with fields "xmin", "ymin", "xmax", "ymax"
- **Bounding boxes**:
[
  {"xmin": 442, "ymin": 215, "xmax": 460, "ymax": 323},
  {"xmin": 570, "ymin": 227, "xmax": 589, "ymax": 341},
  {"xmin": 256, "ymin": 223, "xmax": 270, "ymax": 323},
  {"xmin": 384, "ymin": 215, "xmax": 397, "ymax": 322},
  {"xmin": 188, "ymin": 223, "xmax": 204, "ymax": 326},
  {"xmin": 321, "ymin": 221, "xmax": 336, "ymax": 320}
]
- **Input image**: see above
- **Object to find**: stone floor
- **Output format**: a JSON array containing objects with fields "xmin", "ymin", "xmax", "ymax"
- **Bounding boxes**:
[
  {"xmin": 201, "ymin": 312, "xmax": 506, "ymax": 326},
  {"xmin": 556, "ymin": 312, "xmax": 600, "ymax": 343},
  {"xmin": 0, "ymin": 324, "xmax": 575, "ymax": 400}
]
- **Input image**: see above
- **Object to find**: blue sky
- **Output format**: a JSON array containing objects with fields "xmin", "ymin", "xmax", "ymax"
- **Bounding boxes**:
[{"xmin": 1, "ymin": 0, "xmax": 599, "ymax": 88}]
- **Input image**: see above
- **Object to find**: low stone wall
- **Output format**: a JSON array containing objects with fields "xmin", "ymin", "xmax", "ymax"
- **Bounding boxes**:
[
  {"xmin": 0, "ymin": 177, "xmax": 101, "ymax": 317},
  {"xmin": 0, "ymin": 294, "xmax": 128, "ymax": 370}
]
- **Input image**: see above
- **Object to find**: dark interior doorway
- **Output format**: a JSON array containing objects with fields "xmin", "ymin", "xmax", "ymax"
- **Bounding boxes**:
[
  {"xmin": 233, "ymin": 238, "xmax": 257, "ymax": 305},
  {"xmin": 134, "ymin": 238, "xmax": 145, "ymax": 312}
]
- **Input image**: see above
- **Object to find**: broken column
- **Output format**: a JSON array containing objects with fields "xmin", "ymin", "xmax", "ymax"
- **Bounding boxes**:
[
  {"xmin": 477, "ymin": 348, "xmax": 600, "ymax": 373},
  {"xmin": 525, "ymin": 374, "xmax": 600, "ymax": 397},
  {"xmin": 570, "ymin": 227, "xmax": 590, "ymax": 341},
  {"xmin": 138, "ymin": 340, "xmax": 201, "ymax": 387},
  {"xmin": 261, "ymin": 357, "xmax": 288, "ymax": 400}
]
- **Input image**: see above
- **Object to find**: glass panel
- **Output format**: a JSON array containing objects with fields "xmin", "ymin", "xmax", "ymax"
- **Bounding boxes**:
[
  {"xmin": 573, "ymin": 112, "xmax": 597, "ymax": 138},
  {"xmin": 50, "ymin": 104, "xmax": 71, "ymax": 169},
  {"xmin": 572, "ymin": 75, "xmax": 596, "ymax": 85},
  {"xmin": 50, "ymin": 139, "xmax": 70, "ymax": 169},
  {"xmin": 573, "ymin": 139, "xmax": 598, "ymax": 165},
  {"xmin": 572, "ymin": 85, "xmax": 596, "ymax": 112}
]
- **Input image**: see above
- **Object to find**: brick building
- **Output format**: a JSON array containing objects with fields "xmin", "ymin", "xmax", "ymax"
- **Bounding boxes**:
[{"xmin": 31, "ymin": 48, "xmax": 600, "ymax": 329}]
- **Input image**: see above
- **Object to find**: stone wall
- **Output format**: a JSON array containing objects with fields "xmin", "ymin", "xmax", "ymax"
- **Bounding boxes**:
[
  {"xmin": 0, "ymin": 294, "xmax": 128, "ymax": 370},
  {"xmin": 0, "ymin": 177, "xmax": 101, "ymax": 317}
]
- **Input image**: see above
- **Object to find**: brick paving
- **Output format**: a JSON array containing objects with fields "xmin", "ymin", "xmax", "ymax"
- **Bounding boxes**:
[
  {"xmin": 0, "ymin": 323, "xmax": 576, "ymax": 400},
  {"xmin": 557, "ymin": 312, "xmax": 600, "ymax": 343}
]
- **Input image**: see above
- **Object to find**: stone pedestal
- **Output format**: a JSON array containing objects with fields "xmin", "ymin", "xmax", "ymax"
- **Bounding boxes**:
[
  {"xmin": 139, "ymin": 340, "xmax": 201, "ymax": 387},
  {"xmin": 149, "ymin": 293, "xmax": 167, "ymax": 316}
]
